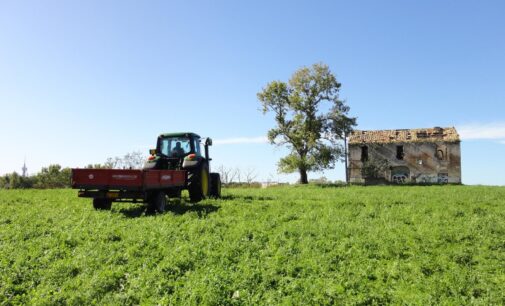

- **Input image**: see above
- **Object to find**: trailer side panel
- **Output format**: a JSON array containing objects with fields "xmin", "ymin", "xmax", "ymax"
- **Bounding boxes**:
[
  {"xmin": 72, "ymin": 169, "xmax": 143, "ymax": 190},
  {"xmin": 143, "ymin": 170, "xmax": 186, "ymax": 189}
]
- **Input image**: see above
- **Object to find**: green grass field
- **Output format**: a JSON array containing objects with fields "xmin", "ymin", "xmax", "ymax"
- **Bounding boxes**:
[{"xmin": 1, "ymin": 185, "xmax": 505, "ymax": 305}]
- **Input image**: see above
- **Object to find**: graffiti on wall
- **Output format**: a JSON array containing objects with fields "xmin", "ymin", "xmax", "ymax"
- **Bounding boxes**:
[
  {"xmin": 415, "ymin": 174, "xmax": 437, "ymax": 183},
  {"xmin": 414, "ymin": 173, "xmax": 449, "ymax": 183},
  {"xmin": 391, "ymin": 166, "xmax": 410, "ymax": 184},
  {"xmin": 438, "ymin": 173, "xmax": 449, "ymax": 183}
]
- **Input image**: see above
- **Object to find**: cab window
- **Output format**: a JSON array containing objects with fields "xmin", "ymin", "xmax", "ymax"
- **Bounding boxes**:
[
  {"xmin": 159, "ymin": 137, "xmax": 191, "ymax": 157},
  {"xmin": 194, "ymin": 137, "xmax": 202, "ymax": 156}
]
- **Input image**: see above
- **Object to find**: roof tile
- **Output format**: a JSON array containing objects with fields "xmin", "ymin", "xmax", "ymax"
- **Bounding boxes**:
[{"xmin": 349, "ymin": 127, "xmax": 460, "ymax": 144}]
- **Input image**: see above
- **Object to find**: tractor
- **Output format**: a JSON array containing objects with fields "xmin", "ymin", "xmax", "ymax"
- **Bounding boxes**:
[{"xmin": 71, "ymin": 132, "xmax": 221, "ymax": 212}]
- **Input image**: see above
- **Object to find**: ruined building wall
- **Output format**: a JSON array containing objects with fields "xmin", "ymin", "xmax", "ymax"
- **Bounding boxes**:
[{"xmin": 349, "ymin": 141, "xmax": 461, "ymax": 184}]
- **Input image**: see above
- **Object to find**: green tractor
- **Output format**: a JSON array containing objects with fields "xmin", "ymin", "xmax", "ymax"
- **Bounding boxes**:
[{"xmin": 143, "ymin": 132, "xmax": 221, "ymax": 202}]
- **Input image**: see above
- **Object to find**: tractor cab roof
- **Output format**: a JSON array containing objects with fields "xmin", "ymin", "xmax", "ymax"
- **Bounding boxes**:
[{"xmin": 158, "ymin": 132, "xmax": 201, "ymax": 139}]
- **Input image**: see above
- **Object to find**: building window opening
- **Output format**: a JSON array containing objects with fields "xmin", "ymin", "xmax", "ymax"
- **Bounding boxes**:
[
  {"xmin": 361, "ymin": 146, "xmax": 368, "ymax": 162},
  {"xmin": 396, "ymin": 145, "xmax": 404, "ymax": 160}
]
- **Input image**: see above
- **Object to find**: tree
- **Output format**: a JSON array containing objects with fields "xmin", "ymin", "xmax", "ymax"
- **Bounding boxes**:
[
  {"xmin": 233, "ymin": 168, "xmax": 242, "ymax": 184},
  {"xmin": 217, "ymin": 165, "xmax": 233, "ymax": 185},
  {"xmin": 361, "ymin": 157, "xmax": 389, "ymax": 180},
  {"xmin": 328, "ymin": 108, "xmax": 357, "ymax": 184},
  {"xmin": 0, "ymin": 172, "xmax": 36, "ymax": 189},
  {"xmin": 35, "ymin": 164, "xmax": 72, "ymax": 188},
  {"xmin": 85, "ymin": 163, "xmax": 107, "ymax": 169},
  {"xmin": 0, "ymin": 172, "xmax": 19, "ymax": 189},
  {"xmin": 104, "ymin": 151, "xmax": 146, "ymax": 169},
  {"xmin": 258, "ymin": 63, "xmax": 356, "ymax": 184},
  {"xmin": 244, "ymin": 168, "xmax": 258, "ymax": 185}
]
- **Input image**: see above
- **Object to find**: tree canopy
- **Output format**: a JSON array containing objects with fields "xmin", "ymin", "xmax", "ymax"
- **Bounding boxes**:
[{"xmin": 258, "ymin": 63, "xmax": 356, "ymax": 184}]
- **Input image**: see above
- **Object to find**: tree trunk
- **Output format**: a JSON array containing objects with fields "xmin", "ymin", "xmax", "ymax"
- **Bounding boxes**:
[
  {"xmin": 344, "ymin": 135, "xmax": 349, "ymax": 185},
  {"xmin": 299, "ymin": 168, "xmax": 308, "ymax": 184}
]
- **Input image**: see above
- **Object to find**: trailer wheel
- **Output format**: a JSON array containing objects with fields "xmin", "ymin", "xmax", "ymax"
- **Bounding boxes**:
[
  {"xmin": 149, "ymin": 191, "xmax": 166, "ymax": 213},
  {"xmin": 209, "ymin": 173, "xmax": 221, "ymax": 198},
  {"xmin": 188, "ymin": 163, "xmax": 209, "ymax": 203},
  {"xmin": 93, "ymin": 198, "xmax": 112, "ymax": 210}
]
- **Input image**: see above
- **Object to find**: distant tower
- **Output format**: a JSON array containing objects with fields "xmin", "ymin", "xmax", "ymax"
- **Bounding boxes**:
[{"xmin": 22, "ymin": 159, "xmax": 27, "ymax": 177}]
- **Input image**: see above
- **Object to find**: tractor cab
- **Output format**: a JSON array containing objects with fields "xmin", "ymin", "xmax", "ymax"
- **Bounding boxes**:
[
  {"xmin": 144, "ymin": 132, "xmax": 211, "ymax": 171},
  {"xmin": 143, "ymin": 131, "xmax": 218, "ymax": 203}
]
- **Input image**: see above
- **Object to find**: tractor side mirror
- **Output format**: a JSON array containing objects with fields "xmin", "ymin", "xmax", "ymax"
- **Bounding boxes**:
[
  {"xmin": 205, "ymin": 138, "xmax": 213, "ymax": 146},
  {"xmin": 149, "ymin": 149, "xmax": 156, "ymax": 155}
]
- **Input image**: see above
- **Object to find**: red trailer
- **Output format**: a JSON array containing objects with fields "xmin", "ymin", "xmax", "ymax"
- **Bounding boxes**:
[{"xmin": 71, "ymin": 168, "xmax": 187, "ymax": 212}]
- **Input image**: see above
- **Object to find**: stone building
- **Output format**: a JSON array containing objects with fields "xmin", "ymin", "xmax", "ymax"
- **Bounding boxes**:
[{"xmin": 348, "ymin": 127, "xmax": 461, "ymax": 184}]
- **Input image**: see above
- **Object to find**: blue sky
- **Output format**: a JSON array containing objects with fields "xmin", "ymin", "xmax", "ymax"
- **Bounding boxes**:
[{"xmin": 1, "ymin": 0, "xmax": 504, "ymax": 185}]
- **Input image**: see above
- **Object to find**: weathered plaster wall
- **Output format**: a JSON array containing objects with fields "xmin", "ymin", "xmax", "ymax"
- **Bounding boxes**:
[{"xmin": 349, "ymin": 142, "xmax": 461, "ymax": 184}]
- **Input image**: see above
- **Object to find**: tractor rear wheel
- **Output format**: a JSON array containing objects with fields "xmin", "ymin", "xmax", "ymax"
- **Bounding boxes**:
[
  {"xmin": 188, "ymin": 163, "xmax": 209, "ymax": 203},
  {"xmin": 148, "ymin": 191, "xmax": 167, "ymax": 213},
  {"xmin": 93, "ymin": 198, "xmax": 112, "ymax": 210},
  {"xmin": 209, "ymin": 173, "xmax": 221, "ymax": 198}
]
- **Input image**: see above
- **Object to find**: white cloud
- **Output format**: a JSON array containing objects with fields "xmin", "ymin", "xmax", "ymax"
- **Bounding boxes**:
[
  {"xmin": 213, "ymin": 136, "xmax": 268, "ymax": 145},
  {"xmin": 457, "ymin": 123, "xmax": 505, "ymax": 141}
]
